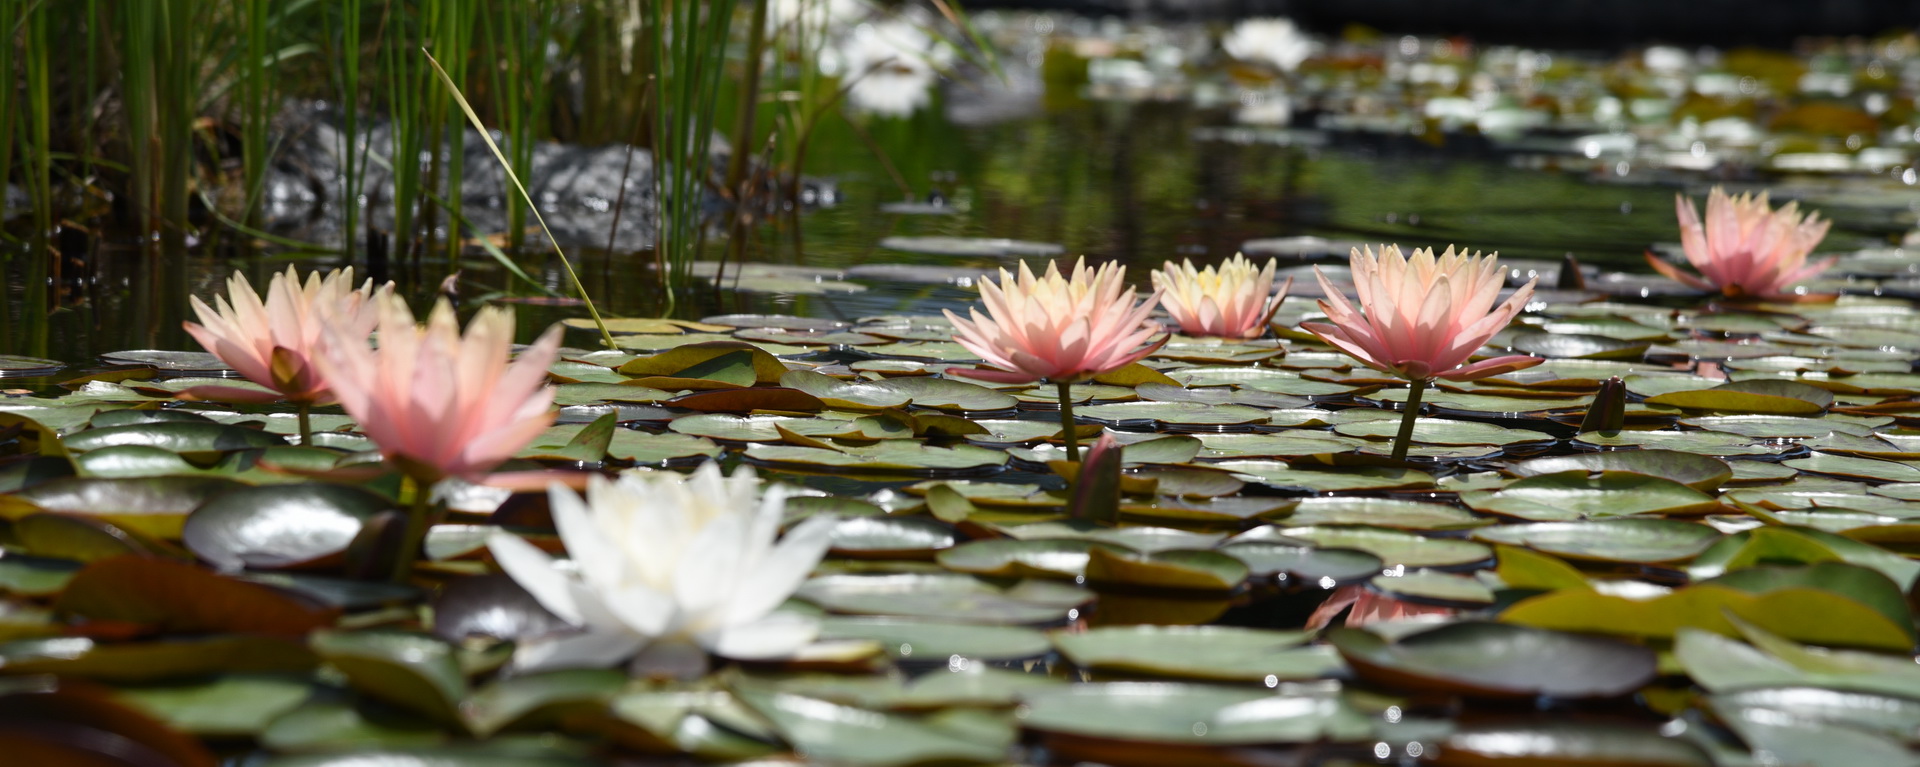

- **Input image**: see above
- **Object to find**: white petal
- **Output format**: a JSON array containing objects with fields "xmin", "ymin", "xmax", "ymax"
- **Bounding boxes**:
[
  {"xmin": 486, "ymin": 531, "xmax": 583, "ymax": 625},
  {"xmin": 720, "ymin": 514, "xmax": 837, "ymax": 626},
  {"xmin": 597, "ymin": 581, "xmax": 678, "ymax": 637},
  {"xmin": 672, "ymin": 505, "xmax": 749, "ymax": 615},
  {"xmin": 548, "ymin": 480, "xmax": 623, "ymax": 593},
  {"xmin": 509, "ymin": 626, "xmax": 648, "ymax": 672},
  {"xmin": 698, "ymin": 611, "xmax": 821, "ymax": 659}
]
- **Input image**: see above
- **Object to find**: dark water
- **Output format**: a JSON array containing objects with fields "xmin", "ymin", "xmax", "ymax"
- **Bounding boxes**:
[{"xmin": 18, "ymin": 94, "xmax": 1864, "ymax": 361}]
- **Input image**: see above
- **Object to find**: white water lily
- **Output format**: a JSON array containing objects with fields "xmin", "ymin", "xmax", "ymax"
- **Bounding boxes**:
[
  {"xmin": 832, "ymin": 16, "xmax": 955, "ymax": 116},
  {"xmin": 1222, "ymin": 18, "xmax": 1315, "ymax": 74},
  {"xmin": 486, "ymin": 464, "xmax": 836, "ymax": 673}
]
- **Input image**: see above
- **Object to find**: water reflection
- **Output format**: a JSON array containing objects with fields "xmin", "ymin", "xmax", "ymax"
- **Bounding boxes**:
[{"xmin": 25, "ymin": 14, "xmax": 1888, "ymax": 358}]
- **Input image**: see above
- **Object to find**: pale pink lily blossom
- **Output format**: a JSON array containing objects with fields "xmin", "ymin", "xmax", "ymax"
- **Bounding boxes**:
[
  {"xmin": 181, "ymin": 266, "xmax": 393, "ymax": 404},
  {"xmin": 317, "ymin": 298, "xmax": 561, "ymax": 483},
  {"xmin": 944, "ymin": 257, "xmax": 1166, "ymax": 384},
  {"xmin": 487, "ymin": 465, "xmax": 836, "ymax": 673},
  {"xmin": 1300, "ymin": 245, "xmax": 1539, "ymax": 382},
  {"xmin": 1151, "ymin": 254, "xmax": 1292, "ymax": 339},
  {"xmin": 1649, "ymin": 186, "xmax": 1834, "ymax": 300}
]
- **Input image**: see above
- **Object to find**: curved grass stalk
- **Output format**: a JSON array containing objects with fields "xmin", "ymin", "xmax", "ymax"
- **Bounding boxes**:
[{"xmin": 423, "ymin": 48, "xmax": 616, "ymax": 350}]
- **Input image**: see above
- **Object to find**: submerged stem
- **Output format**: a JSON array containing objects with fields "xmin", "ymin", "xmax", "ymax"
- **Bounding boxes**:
[
  {"xmin": 1392, "ymin": 378, "xmax": 1429, "ymax": 461},
  {"xmin": 296, "ymin": 401, "xmax": 313, "ymax": 447},
  {"xmin": 1057, "ymin": 381, "xmax": 1079, "ymax": 462}
]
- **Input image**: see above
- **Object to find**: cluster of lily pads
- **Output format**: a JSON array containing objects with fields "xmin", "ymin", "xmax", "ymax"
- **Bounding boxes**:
[{"xmin": 7, "ymin": 241, "xmax": 1920, "ymax": 765}]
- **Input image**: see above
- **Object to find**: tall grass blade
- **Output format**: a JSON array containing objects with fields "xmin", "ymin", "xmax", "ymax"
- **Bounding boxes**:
[{"xmin": 423, "ymin": 48, "xmax": 615, "ymax": 350}]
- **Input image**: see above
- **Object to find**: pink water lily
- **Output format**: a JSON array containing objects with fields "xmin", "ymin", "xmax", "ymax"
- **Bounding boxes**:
[
  {"xmin": 943, "ymin": 257, "xmax": 1166, "ymax": 385},
  {"xmin": 181, "ymin": 266, "xmax": 393, "ymax": 405},
  {"xmin": 1151, "ymin": 254, "xmax": 1292, "ymax": 339},
  {"xmin": 318, "ymin": 298, "xmax": 561, "ymax": 483},
  {"xmin": 1649, "ymin": 186, "xmax": 1834, "ymax": 300},
  {"xmin": 1301, "ymin": 245, "xmax": 1539, "ymax": 382}
]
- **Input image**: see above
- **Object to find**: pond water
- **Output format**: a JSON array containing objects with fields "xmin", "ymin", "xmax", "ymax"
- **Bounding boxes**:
[{"xmin": 29, "ymin": 74, "xmax": 1862, "ymax": 363}]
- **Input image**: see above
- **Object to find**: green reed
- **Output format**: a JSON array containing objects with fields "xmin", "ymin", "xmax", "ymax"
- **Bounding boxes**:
[
  {"xmin": 649, "ymin": 0, "xmax": 740, "ymax": 316},
  {"xmin": 480, "ymin": 0, "xmax": 552, "ymax": 256},
  {"xmin": 381, "ymin": 0, "xmax": 425, "ymax": 265},
  {"xmin": 330, "ymin": 0, "xmax": 364, "ymax": 261},
  {"xmin": 7, "ymin": 0, "xmax": 51, "ymax": 353}
]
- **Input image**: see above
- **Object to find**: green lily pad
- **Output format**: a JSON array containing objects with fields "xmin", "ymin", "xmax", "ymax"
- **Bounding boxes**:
[
  {"xmin": 830, "ymin": 516, "xmax": 957, "ymax": 557},
  {"xmin": 1461, "ymin": 471, "xmax": 1723, "ymax": 520},
  {"xmin": 1438, "ymin": 720, "xmax": 1711, "ymax": 766},
  {"xmin": 796, "ymin": 573, "xmax": 1089, "ymax": 625},
  {"xmin": 606, "ymin": 430, "xmax": 722, "ymax": 465},
  {"xmin": 937, "ymin": 538, "xmax": 1131, "ymax": 579},
  {"xmin": 1330, "ymin": 621, "xmax": 1656, "ymax": 699},
  {"xmin": 1784, "ymin": 453, "xmax": 1920, "ymax": 483},
  {"xmin": 745, "ymin": 443, "xmax": 1009, "ymax": 473},
  {"xmin": 182, "ymin": 483, "xmax": 391, "ymax": 570},
  {"xmin": 1084, "ymin": 547, "xmax": 1249, "ymax": 592},
  {"xmin": 734, "ymin": 686, "xmax": 1009, "ymax": 766},
  {"xmin": 1371, "ymin": 569, "xmax": 1495, "ymax": 605},
  {"xmin": 462, "ymin": 669, "xmax": 626, "ymax": 737},
  {"xmin": 1196, "ymin": 433, "xmax": 1366, "ymax": 459},
  {"xmin": 1644, "ymin": 379, "xmax": 1834, "ymax": 415},
  {"xmin": 62, "ymin": 421, "xmax": 287, "ymax": 455},
  {"xmin": 1073, "ymin": 401, "xmax": 1272, "ymax": 427},
  {"xmin": 871, "ymin": 378, "xmax": 1018, "ymax": 412},
  {"xmin": 5, "ymin": 475, "xmax": 245, "ymax": 538},
  {"xmin": 1053, "ymin": 625, "xmax": 1341, "ymax": 682},
  {"xmin": 113, "ymin": 674, "xmax": 314, "ymax": 737},
  {"xmin": 1261, "ymin": 526, "xmax": 1491, "ymax": 568},
  {"xmin": 1221, "ymin": 541, "xmax": 1385, "ymax": 586},
  {"xmin": 1574, "ymin": 429, "xmax": 1788, "ymax": 457},
  {"xmin": 1284, "ymin": 497, "xmax": 1488, "ymax": 530},
  {"xmin": 1507, "ymin": 449, "xmax": 1733, "ymax": 491},
  {"xmin": 309, "ymin": 631, "xmax": 466, "ymax": 725},
  {"xmin": 1504, "ymin": 563, "xmax": 1913, "ymax": 651},
  {"xmin": 1017, "ymin": 682, "xmax": 1372, "ymax": 745},
  {"xmin": 1217, "ymin": 461, "xmax": 1434, "ymax": 492},
  {"xmin": 779, "ymin": 370, "xmax": 914, "ymax": 410},
  {"xmin": 1471, "ymin": 519, "xmax": 1721, "ymax": 563},
  {"xmin": 1510, "ymin": 332, "xmax": 1652, "ymax": 360},
  {"xmin": 1333, "ymin": 417, "xmax": 1555, "ymax": 446},
  {"xmin": 816, "ymin": 616, "xmax": 1052, "ymax": 661}
]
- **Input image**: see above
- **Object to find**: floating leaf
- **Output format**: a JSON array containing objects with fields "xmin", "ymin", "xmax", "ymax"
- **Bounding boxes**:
[
  {"xmin": 1461, "ymin": 471, "xmax": 1723, "ymax": 520},
  {"xmin": 1330, "ymin": 621, "xmax": 1656, "ymax": 699},
  {"xmin": 817, "ymin": 616, "xmax": 1051, "ymax": 662},
  {"xmin": 1018, "ymin": 682, "xmax": 1371, "ymax": 745},
  {"xmin": 1471, "ymin": 519, "xmax": 1721, "ymax": 564},
  {"xmin": 937, "ymin": 539, "xmax": 1131, "ymax": 579},
  {"xmin": 183, "ymin": 483, "xmax": 392, "ymax": 570},
  {"xmin": 6, "ymin": 476, "xmax": 245, "ymax": 538},
  {"xmin": 1054, "ymin": 625, "xmax": 1338, "ymax": 682},
  {"xmin": 1508, "ymin": 449, "xmax": 1732, "ymax": 491},
  {"xmin": 62, "ymin": 422, "xmax": 287, "ymax": 455},
  {"xmin": 309, "ymin": 631, "xmax": 466, "ymax": 725},
  {"xmin": 796, "ymin": 573, "xmax": 1088, "ymax": 625},
  {"xmin": 1644, "ymin": 379, "xmax": 1834, "ymax": 415},
  {"xmin": 1263, "ymin": 526, "xmax": 1490, "ymax": 568},
  {"xmin": 55, "ymin": 555, "xmax": 337, "ymax": 636}
]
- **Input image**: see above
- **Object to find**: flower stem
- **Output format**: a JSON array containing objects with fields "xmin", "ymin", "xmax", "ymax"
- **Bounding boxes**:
[
  {"xmin": 1057, "ymin": 381, "xmax": 1080, "ymax": 462},
  {"xmin": 391, "ymin": 474, "xmax": 436, "ymax": 584},
  {"xmin": 296, "ymin": 401, "xmax": 312, "ymax": 446},
  {"xmin": 1392, "ymin": 378, "xmax": 1429, "ymax": 461}
]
